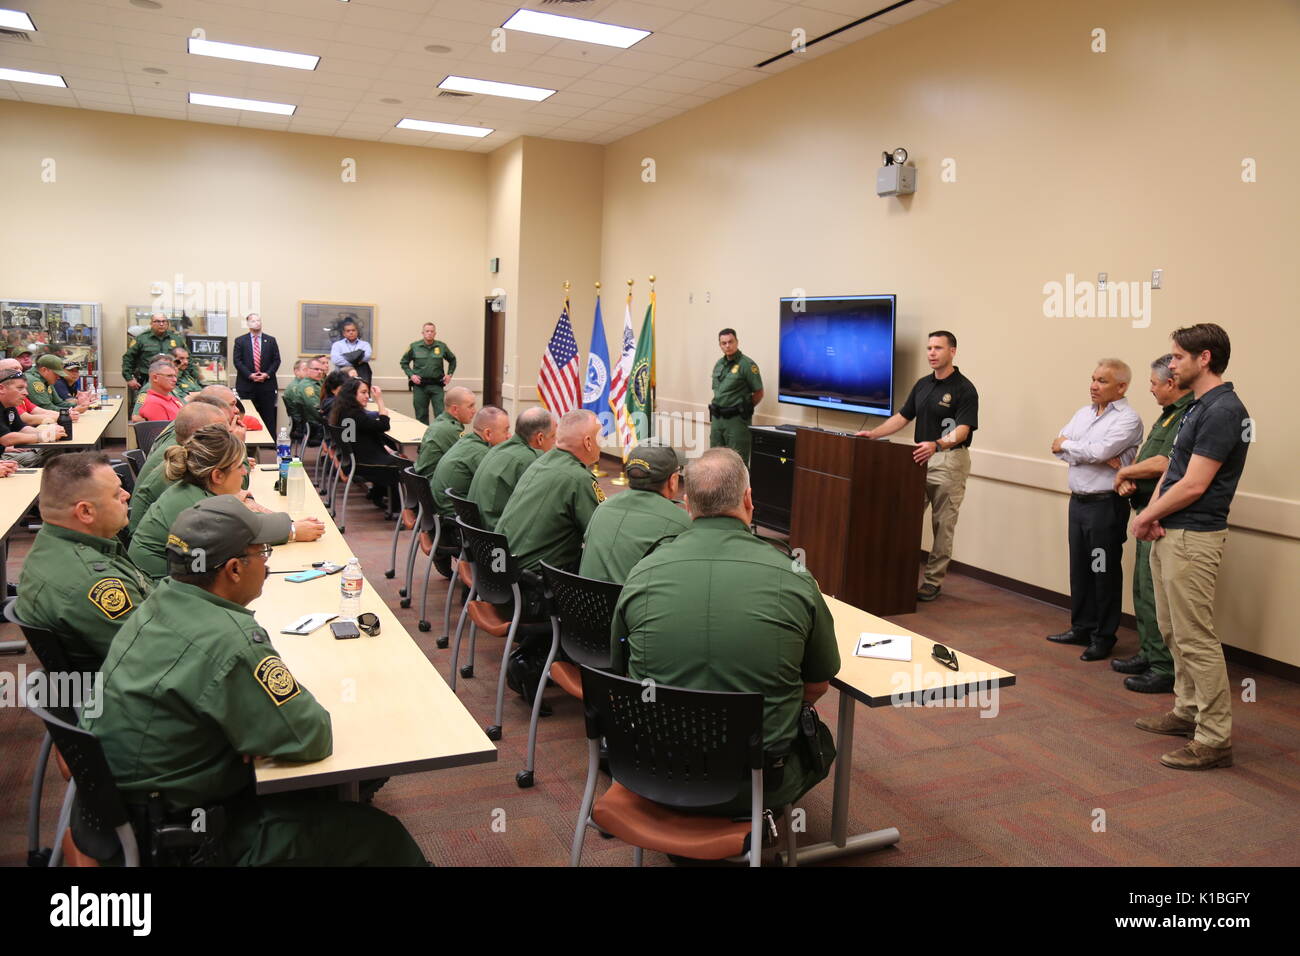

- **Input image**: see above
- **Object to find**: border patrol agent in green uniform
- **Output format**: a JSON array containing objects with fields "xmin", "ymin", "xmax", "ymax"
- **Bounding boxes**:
[
  {"xmin": 16, "ymin": 451, "xmax": 151, "ymax": 672},
  {"xmin": 171, "ymin": 348, "xmax": 203, "ymax": 400},
  {"xmin": 430, "ymin": 406, "xmax": 509, "ymax": 516},
  {"xmin": 709, "ymin": 328, "xmax": 763, "ymax": 465},
  {"xmin": 128, "ymin": 404, "xmax": 230, "ymax": 534},
  {"xmin": 133, "ymin": 422, "xmax": 176, "ymax": 484},
  {"xmin": 611, "ymin": 447, "xmax": 840, "ymax": 816},
  {"xmin": 83, "ymin": 496, "xmax": 425, "ymax": 866},
  {"xmin": 1111, "ymin": 358, "xmax": 1194, "ymax": 694},
  {"xmin": 496, "ymin": 409, "xmax": 604, "ymax": 572},
  {"xmin": 579, "ymin": 442, "xmax": 690, "ymax": 584},
  {"xmin": 467, "ymin": 407, "xmax": 556, "ymax": 530},
  {"xmin": 400, "ymin": 322, "xmax": 457, "ymax": 425},
  {"xmin": 121, "ymin": 314, "xmax": 185, "ymax": 388},
  {"xmin": 414, "ymin": 386, "xmax": 475, "ymax": 478},
  {"xmin": 26, "ymin": 355, "xmax": 78, "ymax": 412}
]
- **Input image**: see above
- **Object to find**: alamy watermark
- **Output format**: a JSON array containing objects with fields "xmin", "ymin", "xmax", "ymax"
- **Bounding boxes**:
[
  {"xmin": 0, "ymin": 665, "xmax": 102, "ymax": 718},
  {"xmin": 1043, "ymin": 273, "xmax": 1151, "ymax": 328}
]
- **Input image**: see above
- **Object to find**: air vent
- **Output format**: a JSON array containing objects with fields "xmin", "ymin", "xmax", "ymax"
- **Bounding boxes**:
[
  {"xmin": 0, "ymin": 28, "xmax": 34, "ymax": 43},
  {"xmin": 437, "ymin": 90, "xmax": 471, "ymax": 98}
]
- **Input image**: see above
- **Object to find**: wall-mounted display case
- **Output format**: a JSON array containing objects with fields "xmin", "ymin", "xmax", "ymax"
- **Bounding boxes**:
[
  {"xmin": 2, "ymin": 298, "xmax": 104, "ymax": 386},
  {"xmin": 124, "ymin": 306, "xmax": 229, "ymax": 385}
]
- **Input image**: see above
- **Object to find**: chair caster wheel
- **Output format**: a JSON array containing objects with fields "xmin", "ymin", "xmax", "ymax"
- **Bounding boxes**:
[
  {"xmin": 436, "ymin": 636, "xmax": 449, "ymax": 649},
  {"xmin": 27, "ymin": 847, "xmax": 51, "ymax": 867},
  {"xmin": 485, "ymin": 725, "xmax": 501, "ymax": 741},
  {"xmin": 399, "ymin": 598, "xmax": 411, "ymax": 609},
  {"xmin": 460, "ymin": 665, "xmax": 474, "ymax": 679},
  {"xmin": 418, "ymin": 621, "xmax": 430, "ymax": 632},
  {"xmin": 398, "ymin": 588, "xmax": 408, "ymax": 598},
  {"xmin": 515, "ymin": 770, "xmax": 534, "ymax": 789},
  {"xmin": 385, "ymin": 570, "xmax": 395, "ymax": 579}
]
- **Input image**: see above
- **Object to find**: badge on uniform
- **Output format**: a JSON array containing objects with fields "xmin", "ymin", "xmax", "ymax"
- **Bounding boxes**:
[
  {"xmin": 88, "ymin": 578, "xmax": 133, "ymax": 620},
  {"xmin": 254, "ymin": 655, "xmax": 301, "ymax": 706},
  {"xmin": 730, "ymin": 365, "xmax": 739, "ymax": 374},
  {"xmin": 305, "ymin": 386, "xmax": 315, "ymax": 397},
  {"xmin": 592, "ymin": 479, "xmax": 606, "ymax": 503},
  {"xmin": 434, "ymin": 347, "xmax": 441, "ymax": 355}
]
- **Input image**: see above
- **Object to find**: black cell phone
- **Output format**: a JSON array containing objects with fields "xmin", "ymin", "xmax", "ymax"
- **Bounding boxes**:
[
  {"xmin": 259, "ymin": 465, "xmax": 280, "ymax": 471},
  {"xmin": 330, "ymin": 621, "xmax": 361, "ymax": 640}
]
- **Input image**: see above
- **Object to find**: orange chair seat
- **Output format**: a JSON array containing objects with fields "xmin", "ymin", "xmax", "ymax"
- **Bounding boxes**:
[
  {"xmin": 549, "ymin": 661, "xmax": 582, "ymax": 699},
  {"xmin": 591, "ymin": 782, "xmax": 751, "ymax": 860},
  {"xmin": 457, "ymin": 561, "xmax": 474, "ymax": 588},
  {"xmin": 466, "ymin": 600, "xmax": 511, "ymax": 637},
  {"xmin": 61, "ymin": 829, "xmax": 99, "ymax": 868}
]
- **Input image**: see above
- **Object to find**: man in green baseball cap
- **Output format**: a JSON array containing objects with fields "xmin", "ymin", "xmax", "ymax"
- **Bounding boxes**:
[
  {"xmin": 26, "ymin": 354, "xmax": 82, "ymax": 412},
  {"xmin": 84, "ymin": 495, "xmax": 426, "ymax": 866}
]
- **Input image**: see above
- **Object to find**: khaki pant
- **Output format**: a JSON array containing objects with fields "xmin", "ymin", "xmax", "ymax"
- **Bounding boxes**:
[
  {"xmin": 923, "ymin": 447, "xmax": 971, "ymax": 588},
  {"xmin": 1150, "ymin": 528, "xmax": 1231, "ymax": 747}
]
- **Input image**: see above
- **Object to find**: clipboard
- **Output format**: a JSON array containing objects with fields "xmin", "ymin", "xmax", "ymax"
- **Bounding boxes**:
[{"xmin": 854, "ymin": 632, "xmax": 912, "ymax": 661}]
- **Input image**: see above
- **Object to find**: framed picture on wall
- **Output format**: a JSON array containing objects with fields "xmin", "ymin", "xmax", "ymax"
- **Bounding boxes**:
[{"xmin": 299, "ymin": 301, "xmax": 376, "ymax": 355}]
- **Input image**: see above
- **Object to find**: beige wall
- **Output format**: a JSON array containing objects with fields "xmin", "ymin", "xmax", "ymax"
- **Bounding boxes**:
[
  {"xmin": 597, "ymin": 0, "xmax": 1300, "ymax": 664},
  {"xmin": 0, "ymin": 100, "xmax": 488, "ymax": 428}
]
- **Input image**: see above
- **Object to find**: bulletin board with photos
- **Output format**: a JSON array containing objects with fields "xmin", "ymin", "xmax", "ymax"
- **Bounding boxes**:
[
  {"xmin": 124, "ymin": 306, "xmax": 229, "ymax": 384},
  {"xmin": 2, "ymin": 298, "xmax": 104, "ymax": 384}
]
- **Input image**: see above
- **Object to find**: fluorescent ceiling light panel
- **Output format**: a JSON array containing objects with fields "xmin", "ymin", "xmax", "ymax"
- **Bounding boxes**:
[
  {"xmin": 438, "ymin": 75, "xmax": 553, "ymax": 101},
  {"xmin": 189, "ymin": 92, "xmax": 295, "ymax": 115},
  {"xmin": 396, "ymin": 118, "xmax": 493, "ymax": 138},
  {"xmin": 0, "ymin": 8, "xmax": 36, "ymax": 31},
  {"xmin": 188, "ymin": 37, "xmax": 319, "ymax": 71},
  {"xmin": 502, "ymin": 9, "xmax": 649, "ymax": 49},
  {"xmin": 0, "ymin": 66, "xmax": 66, "ymax": 87}
]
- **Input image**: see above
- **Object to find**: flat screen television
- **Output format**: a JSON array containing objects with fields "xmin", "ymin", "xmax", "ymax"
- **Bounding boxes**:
[{"xmin": 777, "ymin": 294, "xmax": 896, "ymax": 418}]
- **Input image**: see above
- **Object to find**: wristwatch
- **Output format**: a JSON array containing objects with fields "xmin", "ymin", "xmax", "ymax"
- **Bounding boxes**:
[{"xmin": 289, "ymin": 520, "xmax": 296, "ymax": 542}]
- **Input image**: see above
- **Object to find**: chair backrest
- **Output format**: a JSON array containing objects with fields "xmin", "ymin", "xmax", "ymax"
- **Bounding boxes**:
[
  {"xmin": 123, "ymin": 448, "xmax": 146, "ymax": 475},
  {"xmin": 445, "ymin": 487, "xmax": 483, "ymax": 529},
  {"xmin": 578, "ymin": 665, "xmax": 764, "ymax": 810},
  {"xmin": 455, "ymin": 518, "xmax": 519, "ymax": 604},
  {"xmin": 541, "ymin": 563, "xmax": 623, "ymax": 670},
  {"xmin": 4, "ymin": 598, "xmax": 77, "ymax": 682},
  {"xmin": 112, "ymin": 461, "xmax": 135, "ymax": 495},
  {"xmin": 402, "ymin": 467, "xmax": 457, "ymax": 547},
  {"xmin": 325, "ymin": 423, "xmax": 355, "ymax": 467},
  {"xmin": 129, "ymin": 420, "xmax": 168, "ymax": 456}
]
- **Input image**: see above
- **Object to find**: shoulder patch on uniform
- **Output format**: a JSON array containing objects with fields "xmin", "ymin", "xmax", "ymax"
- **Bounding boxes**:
[
  {"xmin": 254, "ymin": 655, "xmax": 301, "ymax": 706},
  {"xmin": 751, "ymin": 364, "xmax": 759, "ymax": 374},
  {"xmin": 592, "ymin": 479, "xmax": 606, "ymax": 503},
  {"xmin": 32, "ymin": 381, "xmax": 46, "ymax": 393},
  {"xmin": 88, "ymin": 578, "xmax": 134, "ymax": 620},
  {"xmin": 304, "ymin": 386, "xmax": 315, "ymax": 397}
]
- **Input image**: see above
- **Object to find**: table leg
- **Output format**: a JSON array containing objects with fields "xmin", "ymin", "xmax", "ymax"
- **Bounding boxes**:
[
  {"xmin": 340, "ymin": 781, "xmax": 360, "ymax": 801},
  {"xmin": 777, "ymin": 688, "xmax": 900, "ymax": 865}
]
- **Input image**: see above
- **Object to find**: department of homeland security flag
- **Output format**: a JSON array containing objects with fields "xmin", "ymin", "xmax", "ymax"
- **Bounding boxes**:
[
  {"xmin": 582, "ymin": 295, "xmax": 613, "ymax": 437},
  {"xmin": 537, "ymin": 299, "xmax": 581, "ymax": 415}
]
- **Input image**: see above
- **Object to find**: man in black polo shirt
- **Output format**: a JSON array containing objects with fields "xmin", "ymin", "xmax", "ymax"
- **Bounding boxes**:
[
  {"xmin": 1132, "ymin": 323, "xmax": 1249, "ymax": 771},
  {"xmin": 856, "ymin": 330, "xmax": 978, "ymax": 601}
]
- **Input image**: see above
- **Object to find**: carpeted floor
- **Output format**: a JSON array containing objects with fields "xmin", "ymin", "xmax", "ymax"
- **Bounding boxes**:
[{"xmin": 2, "ymin": 443, "xmax": 1297, "ymax": 867}]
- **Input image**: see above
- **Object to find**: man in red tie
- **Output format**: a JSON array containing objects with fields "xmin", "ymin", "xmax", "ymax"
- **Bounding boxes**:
[{"xmin": 234, "ymin": 313, "xmax": 282, "ymax": 436}]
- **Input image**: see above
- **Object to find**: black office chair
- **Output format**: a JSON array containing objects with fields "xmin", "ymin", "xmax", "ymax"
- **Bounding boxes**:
[
  {"xmin": 122, "ymin": 449, "xmax": 146, "ymax": 475},
  {"xmin": 323, "ymin": 423, "xmax": 356, "ymax": 531},
  {"xmin": 128, "ymin": 420, "xmax": 168, "ymax": 456},
  {"xmin": 570, "ymin": 667, "xmax": 783, "ymax": 868},
  {"xmin": 517, "ymin": 565, "xmax": 623, "ymax": 789},
  {"xmin": 449, "ymin": 519, "xmax": 550, "ymax": 741},
  {"xmin": 111, "ymin": 461, "xmax": 135, "ymax": 496},
  {"xmin": 445, "ymin": 487, "xmax": 484, "ymax": 531}
]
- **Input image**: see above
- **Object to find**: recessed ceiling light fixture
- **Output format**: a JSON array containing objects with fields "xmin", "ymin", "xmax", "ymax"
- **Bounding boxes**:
[
  {"xmin": 189, "ymin": 92, "xmax": 295, "ymax": 115},
  {"xmin": 188, "ymin": 37, "xmax": 319, "ymax": 71},
  {"xmin": 502, "ymin": 9, "xmax": 649, "ymax": 49},
  {"xmin": 424, "ymin": 44, "xmax": 452, "ymax": 54},
  {"xmin": 0, "ymin": 66, "xmax": 66, "ymax": 87},
  {"xmin": 142, "ymin": 66, "xmax": 168, "ymax": 75},
  {"xmin": 0, "ymin": 8, "xmax": 36, "ymax": 31},
  {"xmin": 438, "ymin": 75, "xmax": 553, "ymax": 101},
  {"xmin": 396, "ymin": 118, "xmax": 492, "ymax": 138}
]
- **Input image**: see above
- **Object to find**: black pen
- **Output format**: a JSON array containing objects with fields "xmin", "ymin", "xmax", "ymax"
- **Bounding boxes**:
[{"xmin": 861, "ymin": 638, "xmax": 892, "ymax": 648}]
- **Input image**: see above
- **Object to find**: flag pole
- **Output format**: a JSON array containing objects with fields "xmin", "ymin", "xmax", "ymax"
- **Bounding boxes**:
[
  {"xmin": 590, "ymin": 279, "xmax": 607, "ymax": 478},
  {"xmin": 648, "ymin": 274, "xmax": 656, "ymax": 440},
  {"xmin": 611, "ymin": 277, "xmax": 634, "ymax": 486}
]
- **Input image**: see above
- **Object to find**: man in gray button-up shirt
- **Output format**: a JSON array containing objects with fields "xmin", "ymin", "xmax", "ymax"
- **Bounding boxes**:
[{"xmin": 1046, "ymin": 359, "xmax": 1144, "ymax": 662}]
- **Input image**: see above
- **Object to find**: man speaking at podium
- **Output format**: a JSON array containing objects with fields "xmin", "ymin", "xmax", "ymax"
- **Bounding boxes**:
[{"xmin": 855, "ymin": 331, "xmax": 978, "ymax": 603}]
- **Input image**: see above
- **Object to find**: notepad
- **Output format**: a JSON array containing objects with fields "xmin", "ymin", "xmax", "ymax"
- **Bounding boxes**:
[{"xmin": 854, "ymin": 632, "xmax": 912, "ymax": 661}]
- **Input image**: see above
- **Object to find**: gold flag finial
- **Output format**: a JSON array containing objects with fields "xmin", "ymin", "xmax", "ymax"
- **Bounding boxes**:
[
  {"xmin": 648, "ymin": 274, "xmax": 656, "ymax": 285},
  {"xmin": 595, "ymin": 280, "xmax": 601, "ymax": 291},
  {"xmin": 563, "ymin": 279, "xmax": 571, "ymax": 293}
]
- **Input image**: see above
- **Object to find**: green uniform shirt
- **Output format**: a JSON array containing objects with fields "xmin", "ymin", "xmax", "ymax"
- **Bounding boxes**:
[
  {"xmin": 16, "ymin": 523, "xmax": 153, "ymax": 672},
  {"xmin": 122, "ymin": 329, "xmax": 186, "ymax": 384},
  {"xmin": 611, "ymin": 515, "xmax": 840, "ymax": 751},
  {"xmin": 134, "ymin": 423, "xmax": 177, "ymax": 484},
  {"xmin": 83, "ymin": 578, "xmax": 332, "ymax": 810},
  {"xmin": 174, "ymin": 368, "xmax": 204, "ymax": 399},
  {"xmin": 431, "ymin": 433, "xmax": 490, "ymax": 517},
  {"xmin": 414, "ymin": 411, "xmax": 464, "ymax": 478},
  {"xmin": 128, "ymin": 482, "xmax": 210, "ymax": 579},
  {"xmin": 400, "ymin": 339, "xmax": 457, "ymax": 382},
  {"xmin": 128, "ymin": 457, "xmax": 173, "ymax": 534},
  {"xmin": 1131, "ymin": 392, "xmax": 1195, "ymax": 510},
  {"xmin": 496, "ymin": 448, "xmax": 603, "ymax": 572},
  {"xmin": 711, "ymin": 350, "xmax": 763, "ymax": 411},
  {"xmin": 24, "ymin": 370, "xmax": 75, "ymax": 411},
  {"xmin": 578, "ymin": 488, "xmax": 692, "ymax": 584},
  {"xmin": 294, "ymin": 378, "xmax": 323, "ymax": 424},
  {"xmin": 467, "ymin": 433, "xmax": 541, "ymax": 531}
]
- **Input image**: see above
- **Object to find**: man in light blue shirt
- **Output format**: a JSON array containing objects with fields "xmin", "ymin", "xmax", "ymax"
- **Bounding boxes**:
[
  {"xmin": 1047, "ymin": 359, "xmax": 1144, "ymax": 662},
  {"xmin": 329, "ymin": 318, "xmax": 373, "ymax": 384}
]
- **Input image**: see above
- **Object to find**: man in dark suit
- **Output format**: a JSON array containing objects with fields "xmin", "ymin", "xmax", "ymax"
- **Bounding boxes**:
[{"xmin": 232, "ymin": 313, "xmax": 281, "ymax": 435}]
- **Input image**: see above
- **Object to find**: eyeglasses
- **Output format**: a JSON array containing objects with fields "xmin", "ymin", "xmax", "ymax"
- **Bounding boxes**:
[
  {"xmin": 931, "ymin": 643, "xmax": 959, "ymax": 671},
  {"xmin": 357, "ymin": 612, "xmax": 380, "ymax": 636},
  {"xmin": 251, "ymin": 543, "xmax": 274, "ymax": 560}
]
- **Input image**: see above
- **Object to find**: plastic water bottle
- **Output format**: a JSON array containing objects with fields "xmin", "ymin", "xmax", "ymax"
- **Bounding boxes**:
[
  {"xmin": 276, "ymin": 426, "xmax": 292, "ymax": 494},
  {"xmin": 339, "ymin": 558, "xmax": 363, "ymax": 621},
  {"xmin": 98, "ymin": 382, "xmax": 108, "ymax": 406},
  {"xmin": 286, "ymin": 458, "xmax": 306, "ymax": 511}
]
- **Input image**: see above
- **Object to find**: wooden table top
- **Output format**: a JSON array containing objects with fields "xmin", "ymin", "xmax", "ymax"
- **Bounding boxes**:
[
  {"xmin": 245, "ymin": 469, "xmax": 496, "ymax": 792},
  {"xmin": 0, "ymin": 468, "xmax": 42, "ymax": 536},
  {"xmin": 826, "ymin": 595, "xmax": 1016, "ymax": 707},
  {"xmin": 383, "ymin": 409, "xmax": 427, "ymax": 446},
  {"xmin": 241, "ymin": 406, "xmax": 274, "ymax": 447},
  {"xmin": 28, "ymin": 398, "xmax": 122, "ymax": 449}
]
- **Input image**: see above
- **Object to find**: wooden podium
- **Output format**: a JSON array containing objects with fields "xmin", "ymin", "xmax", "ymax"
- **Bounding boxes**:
[{"xmin": 788, "ymin": 429, "xmax": 926, "ymax": 617}]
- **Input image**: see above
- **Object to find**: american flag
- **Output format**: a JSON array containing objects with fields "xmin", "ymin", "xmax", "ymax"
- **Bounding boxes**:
[
  {"xmin": 538, "ymin": 300, "xmax": 582, "ymax": 415},
  {"xmin": 609, "ymin": 296, "xmax": 637, "ymax": 457}
]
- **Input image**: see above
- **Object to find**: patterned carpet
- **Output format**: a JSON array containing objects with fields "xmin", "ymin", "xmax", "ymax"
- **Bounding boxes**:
[{"xmin": 2, "ymin": 446, "xmax": 1297, "ymax": 867}]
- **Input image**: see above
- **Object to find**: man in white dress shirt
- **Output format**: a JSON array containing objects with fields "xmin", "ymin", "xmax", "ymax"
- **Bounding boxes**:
[
  {"xmin": 329, "ymin": 318, "xmax": 373, "ymax": 384},
  {"xmin": 1047, "ymin": 359, "xmax": 1144, "ymax": 662}
]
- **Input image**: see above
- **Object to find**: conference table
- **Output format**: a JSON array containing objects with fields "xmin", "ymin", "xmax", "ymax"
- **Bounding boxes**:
[
  {"xmin": 776, "ymin": 596, "xmax": 1016, "ymax": 866},
  {"xmin": 26, "ymin": 398, "xmax": 123, "ymax": 449},
  {"xmin": 0, "ymin": 468, "xmax": 43, "ymax": 652},
  {"xmin": 244, "ymin": 469, "xmax": 496, "ymax": 796}
]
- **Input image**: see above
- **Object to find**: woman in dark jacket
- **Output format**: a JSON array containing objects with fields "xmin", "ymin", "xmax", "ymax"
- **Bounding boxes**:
[
  {"xmin": 319, "ymin": 369, "xmax": 351, "ymax": 421},
  {"xmin": 328, "ymin": 377, "xmax": 406, "ymax": 505}
]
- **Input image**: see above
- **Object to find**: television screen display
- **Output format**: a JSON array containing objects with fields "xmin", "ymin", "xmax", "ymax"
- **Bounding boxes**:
[{"xmin": 777, "ymin": 295, "xmax": 895, "ymax": 418}]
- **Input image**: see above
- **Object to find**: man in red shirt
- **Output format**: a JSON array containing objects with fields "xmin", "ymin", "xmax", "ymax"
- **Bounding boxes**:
[{"xmin": 133, "ymin": 359, "xmax": 184, "ymax": 423}]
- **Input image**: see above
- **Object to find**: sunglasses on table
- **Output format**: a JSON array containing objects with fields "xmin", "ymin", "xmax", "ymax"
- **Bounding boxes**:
[
  {"xmin": 931, "ymin": 643, "xmax": 959, "ymax": 671},
  {"xmin": 357, "ymin": 612, "xmax": 380, "ymax": 636}
]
